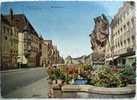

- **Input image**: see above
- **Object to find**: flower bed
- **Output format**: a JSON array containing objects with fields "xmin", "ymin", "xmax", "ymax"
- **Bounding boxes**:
[{"xmin": 47, "ymin": 64, "xmax": 136, "ymax": 89}]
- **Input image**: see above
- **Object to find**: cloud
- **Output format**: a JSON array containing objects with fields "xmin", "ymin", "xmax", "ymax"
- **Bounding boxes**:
[{"xmin": 68, "ymin": 48, "xmax": 85, "ymax": 58}]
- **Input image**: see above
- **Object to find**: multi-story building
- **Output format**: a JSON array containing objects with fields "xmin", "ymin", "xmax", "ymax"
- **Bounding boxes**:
[
  {"xmin": 1, "ymin": 9, "xmax": 62, "ymax": 69},
  {"xmin": 1, "ymin": 10, "xmax": 18, "ymax": 70},
  {"xmin": 44, "ymin": 40, "xmax": 62, "ymax": 65},
  {"xmin": 85, "ymin": 54, "xmax": 92, "ymax": 64},
  {"xmin": 58, "ymin": 56, "xmax": 64, "ymax": 64},
  {"xmin": 110, "ymin": 1, "xmax": 135, "ymax": 66},
  {"xmin": 65, "ymin": 54, "xmax": 91, "ymax": 65},
  {"xmin": 40, "ymin": 38, "xmax": 48, "ymax": 67},
  {"xmin": 1, "ymin": 15, "xmax": 12, "ymax": 70},
  {"xmin": 29, "ymin": 27, "xmax": 40, "ymax": 67},
  {"xmin": 4, "ymin": 9, "xmax": 41, "ymax": 67},
  {"xmin": 44, "ymin": 40, "xmax": 53, "ymax": 65},
  {"xmin": 105, "ymin": 39, "xmax": 113, "ymax": 65},
  {"xmin": 52, "ymin": 45, "xmax": 59, "ymax": 64}
]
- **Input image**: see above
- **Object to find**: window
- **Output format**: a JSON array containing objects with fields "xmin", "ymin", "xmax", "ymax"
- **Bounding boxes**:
[
  {"xmin": 124, "ymin": 25, "xmax": 126, "ymax": 29},
  {"xmin": 127, "ymin": 21, "xmax": 130, "ymax": 26},
  {"xmin": 124, "ymin": 12, "xmax": 126, "ymax": 19},
  {"xmin": 117, "ymin": 19, "xmax": 119, "ymax": 26},
  {"xmin": 127, "ymin": 10, "xmax": 129, "ymax": 16},
  {"xmin": 131, "ymin": 17, "xmax": 135, "ymax": 28},
  {"xmin": 127, "ymin": 38, "xmax": 130, "ymax": 44},
  {"xmin": 11, "ymin": 31, "xmax": 13, "ymax": 35},
  {"xmin": 118, "ymin": 42, "xmax": 119, "ymax": 47},
  {"xmin": 115, "ymin": 32, "xmax": 117, "ymax": 35},
  {"xmin": 121, "ymin": 28, "xmax": 123, "ymax": 33},
  {"xmin": 118, "ymin": 30, "xmax": 120, "ymax": 35},
  {"xmin": 3, "ymin": 27, "xmax": 6, "ymax": 33},
  {"xmin": 121, "ymin": 41, "xmax": 123, "ymax": 47},
  {"xmin": 132, "ymin": 35, "xmax": 135, "ymax": 40},
  {"xmin": 2, "ymin": 26, "xmax": 4, "ymax": 33},
  {"xmin": 5, "ymin": 36, "xmax": 7, "ymax": 40},
  {"xmin": 130, "ymin": 1, "xmax": 135, "ymax": 6},
  {"xmin": 11, "ymin": 40, "xmax": 13, "ymax": 46},
  {"xmin": 120, "ymin": 18, "xmax": 122, "ymax": 23}
]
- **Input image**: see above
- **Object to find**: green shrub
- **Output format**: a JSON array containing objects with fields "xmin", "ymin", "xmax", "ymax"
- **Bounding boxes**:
[
  {"xmin": 50, "ymin": 68, "xmax": 65, "ymax": 80},
  {"xmin": 90, "ymin": 66, "xmax": 121, "ymax": 87},
  {"xmin": 83, "ymin": 64, "xmax": 93, "ymax": 70},
  {"xmin": 50, "ymin": 73, "xmax": 57, "ymax": 80},
  {"xmin": 64, "ymin": 74, "xmax": 72, "ymax": 84},
  {"xmin": 117, "ymin": 65, "xmax": 136, "ymax": 85}
]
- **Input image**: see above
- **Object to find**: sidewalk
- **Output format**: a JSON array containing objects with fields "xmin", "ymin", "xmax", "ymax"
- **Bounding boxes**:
[{"xmin": 4, "ymin": 77, "xmax": 49, "ymax": 98}]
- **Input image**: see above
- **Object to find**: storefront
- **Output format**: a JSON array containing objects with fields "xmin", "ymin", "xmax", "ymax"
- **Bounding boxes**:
[{"xmin": 115, "ymin": 51, "xmax": 135, "ymax": 67}]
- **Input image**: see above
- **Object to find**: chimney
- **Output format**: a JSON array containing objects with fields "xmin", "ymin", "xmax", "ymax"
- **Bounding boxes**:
[
  {"xmin": 9, "ymin": 8, "xmax": 13, "ymax": 25},
  {"xmin": 10, "ymin": 8, "xmax": 13, "ymax": 18}
]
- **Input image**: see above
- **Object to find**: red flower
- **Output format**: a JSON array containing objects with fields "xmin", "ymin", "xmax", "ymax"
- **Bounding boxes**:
[{"xmin": 112, "ymin": 67, "xmax": 118, "ymax": 73}]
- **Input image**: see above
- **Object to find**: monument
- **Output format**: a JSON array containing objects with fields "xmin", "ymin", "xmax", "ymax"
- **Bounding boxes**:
[{"xmin": 89, "ymin": 14, "xmax": 109, "ymax": 65}]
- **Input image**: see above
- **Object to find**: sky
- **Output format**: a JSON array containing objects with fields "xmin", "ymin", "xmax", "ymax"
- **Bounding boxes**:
[{"xmin": 1, "ymin": 1, "xmax": 123, "ymax": 58}]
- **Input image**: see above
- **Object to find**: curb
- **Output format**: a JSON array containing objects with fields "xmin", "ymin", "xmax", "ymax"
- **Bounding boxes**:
[
  {"xmin": 0, "ymin": 67, "xmax": 45, "ymax": 73},
  {"xmin": 61, "ymin": 85, "xmax": 136, "ymax": 95}
]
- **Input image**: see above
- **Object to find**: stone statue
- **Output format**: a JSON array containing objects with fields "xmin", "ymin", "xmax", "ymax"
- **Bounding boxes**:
[{"xmin": 89, "ymin": 14, "xmax": 109, "ymax": 64}]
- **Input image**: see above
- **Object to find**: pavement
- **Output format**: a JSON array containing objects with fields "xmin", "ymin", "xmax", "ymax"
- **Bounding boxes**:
[
  {"xmin": 1, "ymin": 67, "xmax": 49, "ymax": 98},
  {"xmin": 5, "ymin": 77, "xmax": 49, "ymax": 98}
]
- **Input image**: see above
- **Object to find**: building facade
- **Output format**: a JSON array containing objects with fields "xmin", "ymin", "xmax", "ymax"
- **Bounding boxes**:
[
  {"xmin": 1, "ymin": 9, "xmax": 62, "ymax": 69},
  {"xmin": 44, "ymin": 40, "xmax": 62, "ymax": 65},
  {"xmin": 65, "ymin": 54, "xmax": 91, "ymax": 65},
  {"xmin": 40, "ymin": 39, "xmax": 48, "ymax": 67},
  {"xmin": 105, "ymin": 39, "xmax": 113, "ymax": 65},
  {"xmin": 1, "ymin": 11, "xmax": 18, "ymax": 70},
  {"xmin": 44, "ymin": 40, "xmax": 53, "ymax": 65},
  {"xmin": 52, "ymin": 45, "xmax": 60, "ymax": 64},
  {"xmin": 4, "ymin": 10, "xmax": 41, "ymax": 68},
  {"xmin": 110, "ymin": 2, "xmax": 135, "ymax": 66}
]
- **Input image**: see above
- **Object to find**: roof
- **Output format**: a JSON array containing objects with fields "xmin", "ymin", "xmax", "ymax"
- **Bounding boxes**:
[
  {"xmin": 110, "ymin": 1, "xmax": 135, "ymax": 28},
  {"xmin": 4, "ymin": 14, "xmax": 39, "ymax": 37},
  {"xmin": 44, "ymin": 40, "xmax": 52, "ymax": 45},
  {"xmin": 1, "ymin": 14, "xmax": 11, "ymax": 25}
]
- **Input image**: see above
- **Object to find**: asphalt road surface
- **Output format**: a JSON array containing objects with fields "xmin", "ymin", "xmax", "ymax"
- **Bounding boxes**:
[{"xmin": 1, "ymin": 67, "xmax": 48, "ymax": 97}]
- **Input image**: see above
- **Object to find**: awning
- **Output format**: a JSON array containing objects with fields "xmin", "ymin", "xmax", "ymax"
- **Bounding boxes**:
[
  {"xmin": 127, "ymin": 55, "xmax": 136, "ymax": 59},
  {"xmin": 105, "ymin": 56, "xmax": 119, "ymax": 61}
]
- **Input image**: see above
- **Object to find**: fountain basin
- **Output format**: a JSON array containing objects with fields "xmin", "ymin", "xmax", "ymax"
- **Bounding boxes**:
[{"xmin": 74, "ymin": 79, "xmax": 88, "ymax": 85}]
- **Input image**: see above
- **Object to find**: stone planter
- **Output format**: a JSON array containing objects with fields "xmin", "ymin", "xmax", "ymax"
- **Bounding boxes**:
[
  {"xmin": 52, "ymin": 84, "xmax": 61, "ymax": 90},
  {"xmin": 88, "ymin": 85, "xmax": 136, "ymax": 94},
  {"xmin": 57, "ymin": 79, "xmax": 63, "ymax": 85},
  {"xmin": 51, "ymin": 79, "xmax": 63, "ymax": 90},
  {"xmin": 61, "ymin": 84, "xmax": 135, "ymax": 95},
  {"xmin": 52, "ymin": 80, "xmax": 56, "ymax": 84}
]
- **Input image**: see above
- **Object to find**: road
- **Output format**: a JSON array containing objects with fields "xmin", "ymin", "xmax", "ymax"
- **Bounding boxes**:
[
  {"xmin": 1, "ymin": 67, "xmax": 135, "ymax": 98},
  {"xmin": 1, "ymin": 67, "xmax": 48, "ymax": 98}
]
